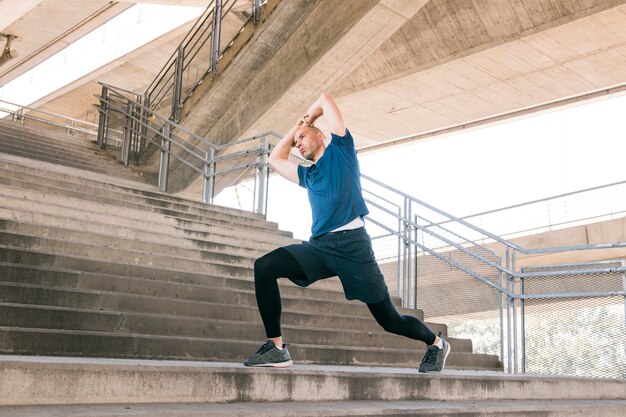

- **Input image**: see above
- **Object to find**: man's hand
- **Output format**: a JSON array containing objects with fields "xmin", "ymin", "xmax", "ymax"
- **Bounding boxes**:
[
  {"xmin": 305, "ymin": 93, "xmax": 345, "ymax": 137},
  {"xmin": 297, "ymin": 114, "xmax": 312, "ymax": 128}
]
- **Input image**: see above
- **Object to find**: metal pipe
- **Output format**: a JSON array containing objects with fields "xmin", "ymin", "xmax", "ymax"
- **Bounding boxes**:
[
  {"xmin": 361, "ymin": 174, "xmax": 525, "ymax": 253},
  {"xmin": 203, "ymin": 147, "xmax": 216, "ymax": 204},
  {"xmin": 622, "ymin": 260, "xmax": 626, "ymax": 329},
  {"xmin": 499, "ymin": 255, "xmax": 505, "ymax": 372},
  {"xmin": 506, "ymin": 247, "xmax": 513, "ymax": 373},
  {"xmin": 211, "ymin": 0, "xmax": 223, "ymax": 76},
  {"xmin": 158, "ymin": 124, "xmax": 171, "ymax": 192},
  {"xmin": 256, "ymin": 136, "xmax": 269, "ymax": 215},
  {"xmin": 171, "ymin": 45, "xmax": 184, "ymax": 123},
  {"xmin": 512, "ymin": 250, "xmax": 518, "ymax": 374},
  {"xmin": 520, "ymin": 268, "xmax": 526, "ymax": 374},
  {"xmin": 97, "ymin": 86, "xmax": 109, "ymax": 148},
  {"xmin": 253, "ymin": 0, "xmax": 262, "ymax": 23},
  {"xmin": 121, "ymin": 100, "xmax": 132, "ymax": 166},
  {"xmin": 397, "ymin": 207, "xmax": 402, "ymax": 298}
]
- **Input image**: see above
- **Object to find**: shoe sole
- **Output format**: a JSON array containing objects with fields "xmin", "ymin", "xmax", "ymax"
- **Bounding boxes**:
[{"xmin": 243, "ymin": 360, "xmax": 294, "ymax": 368}]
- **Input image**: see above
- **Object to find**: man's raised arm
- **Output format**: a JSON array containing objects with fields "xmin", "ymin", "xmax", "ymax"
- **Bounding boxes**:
[
  {"xmin": 267, "ymin": 122, "xmax": 300, "ymax": 184},
  {"xmin": 304, "ymin": 93, "xmax": 346, "ymax": 137}
]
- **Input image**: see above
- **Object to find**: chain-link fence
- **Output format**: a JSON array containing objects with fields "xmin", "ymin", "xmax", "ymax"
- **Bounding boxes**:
[{"xmin": 520, "ymin": 261, "xmax": 626, "ymax": 379}]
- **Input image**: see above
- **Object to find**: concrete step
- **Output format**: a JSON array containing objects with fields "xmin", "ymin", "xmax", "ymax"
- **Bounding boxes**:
[
  {"xmin": 0, "ymin": 220, "xmax": 270, "ymax": 266},
  {"xmin": 3, "ymin": 399, "xmax": 625, "ymax": 417},
  {"xmin": 0, "ymin": 178, "xmax": 288, "ymax": 235},
  {"xmin": 0, "ymin": 129, "xmax": 105, "ymax": 158},
  {"xmin": 0, "ymin": 276, "xmax": 419, "ymax": 324},
  {"xmin": 0, "ymin": 148, "xmax": 154, "ymax": 188},
  {"xmin": 0, "ymin": 191, "xmax": 296, "ymax": 249},
  {"xmin": 0, "ymin": 262, "xmax": 354, "ymax": 309},
  {"xmin": 0, "ymin": 131, "xmax": 126, "ymax": 174},
  {"xmin": 0, "ymin": 142, "xmax": 118, "ymax": 176},
  {"xmin": 0, "ymin": 125, "xmax": 149, "ymax": 184},
  {"xmin": 0, "ymin": 231, "xmax": 255, "ymax": 276},
  {"xmin": 0, "ymin": 329, "xmax": 496, "ymax": 369},
  {"xmin": 0, "ymin": 303, "xmax": 464, "ymax": 351},
  {"xmin": 0, "ymin": 157, "xmax": 278, "ymax": 225},
  {"xmin": 0, "ymin": 208, "xmax": 281, "ymax": 256},
  {"xmin": 0, "ymin": 155, "xmax": 263, "ymax": 221},
  {"xmin": 1, "ymin": 357, "xmax": 621, "ymax": 406},
  {"xmin": 0, "ymin": 135, "xmax": 107, "ymax": 168},
  {"xmin": 0, "ymin": 119, "xmax": 99, "ymax": 147}
]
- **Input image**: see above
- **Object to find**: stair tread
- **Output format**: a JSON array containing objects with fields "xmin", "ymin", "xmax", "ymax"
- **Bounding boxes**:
[{"xmin": 2, "ymin": 399, "xmax": 625, "ymax": 417}]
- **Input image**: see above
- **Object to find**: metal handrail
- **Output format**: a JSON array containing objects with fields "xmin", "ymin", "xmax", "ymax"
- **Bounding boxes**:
[
  {"xmin": 145, "ymin": 0, "xmax": 254, "ymax": 118},
  {"xmin": 0, "ymin": 98, "xmax": 99, "ymax": 134},
  {"xmin": 362, "ymin": 173, "xmax": 626, "ymax": 257},
  {"xmin": 456, "ymin": 179, "xmax": 626, "ymax": 223}
]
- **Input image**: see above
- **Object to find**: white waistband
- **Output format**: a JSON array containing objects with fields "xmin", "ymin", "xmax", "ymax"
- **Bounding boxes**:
[{"xmin": 331, "ymin": 216, "xmax": 365, "ymax": 232}]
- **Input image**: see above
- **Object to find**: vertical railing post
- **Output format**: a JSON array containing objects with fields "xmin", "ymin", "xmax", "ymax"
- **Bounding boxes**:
[
  {"xmin": 66, "ymin": 120, "xmax": 77, "ymax": 136},
  {"xmin": 622, "ymin": 260, "xmax": 626, "ymax": 332},
  {"xmin": 520, "ymin": 264, "xmax": 526, "ymax": 374},
  {"xmin": 401, "ymin": 197, "xmax": 412, "ymax": 308},
  {"xmin": 14, "ymin": 107, "xmax": 24, "ymax": 124},
  {"xmin": 512, "ymin": 250, "xmax": 519, "ymax": 374},
  {"xmin": 171, "ymin": 45, "xmax": 184, "ymax": 123},
  {"xmin": 97, "ymin": 85, "xmax": 109, "ymax": 149},
  {"xmin": 139, "ymin": 92, "xmax": 150, "ymax": 163},
  {"xmin": 253, "ymin": 0, "xmax": 262, "ymax": 23},
  {"xmin": 396, "ymin": 207, "xmax": 402, "ymax": 299},
  {"xmin": 499, "ymin": 254, "xmax": 506, "ymax": 374},
  {"xmin": 158, "ymin": 123, "xmax": 171, "ymax": 192},
  {"xmin": 412, "ymin": 213, "xmax": 419, "ymax": 309},
  {"xmin": 203, "ymin": 146, "xmax": 216, "ymax": 204},
  {"xmin": 255, "ymin": 136, "xmax": 269, "ymax": 215},
  {"xmin": 121, "ymin": 100, "xmax": 132, "ymax": 166},
  {"xmin": 621, "ymin": 260, "xmax": 626, "ymax": 348},
  {"xmin": 505, "ymin": 246, "xmax": 514, "ymax": 374},
  {"xmin": 211, "ymin": 0, "xmax": 223, "ymax": 76}
]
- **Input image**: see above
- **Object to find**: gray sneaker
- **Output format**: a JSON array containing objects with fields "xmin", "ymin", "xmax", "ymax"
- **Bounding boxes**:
[
  {"xmin": 418, "ymin": 337, "xmax": 451, "ymax": 373},
  {"xmin": 243, "ymin": 340, "xmax": 293, "ymax": 368}
]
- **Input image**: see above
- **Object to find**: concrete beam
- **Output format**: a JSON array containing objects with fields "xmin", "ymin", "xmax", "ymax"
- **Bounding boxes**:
[{"xmin": 0, "ymin": 0, "xmax": 41, "ymax": 33}]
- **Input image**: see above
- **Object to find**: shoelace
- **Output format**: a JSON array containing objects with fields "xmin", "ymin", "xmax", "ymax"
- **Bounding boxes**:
[
  {"xmin": 420, "ymin": 345, "xmax": 439, "ymax": 366},
  {"xmin": 255, "ymin": 341, "xmax": 289, "ymax": 355},
  {"xmin": 255, "ymin": 342, "xmax": 274, "ymax": 355}
]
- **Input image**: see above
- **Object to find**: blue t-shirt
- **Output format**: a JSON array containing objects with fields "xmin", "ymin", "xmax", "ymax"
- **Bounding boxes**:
[{"xmin": 297, "ymin": 129, "xmax": 369, "ymax": 238}]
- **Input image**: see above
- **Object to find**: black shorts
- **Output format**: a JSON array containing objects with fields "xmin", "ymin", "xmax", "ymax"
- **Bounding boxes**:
[{"xmin": 282, "ymin": 227, "xmax": 388, "ymax": 303}]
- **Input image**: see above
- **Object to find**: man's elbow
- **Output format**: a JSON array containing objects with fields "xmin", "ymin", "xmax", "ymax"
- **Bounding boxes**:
[
  {"xmin": 267, "ymin": 153, "xmax": 279, "ymax": 168},
  {"xmin": 320, "ymin": 92, "xmax": 333, "ymax": 101}
]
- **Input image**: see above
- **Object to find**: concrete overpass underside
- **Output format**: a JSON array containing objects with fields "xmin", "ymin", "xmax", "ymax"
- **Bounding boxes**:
[{"xmin": 1, "ymin": 0, "xmax": 625, "ymax": 194}]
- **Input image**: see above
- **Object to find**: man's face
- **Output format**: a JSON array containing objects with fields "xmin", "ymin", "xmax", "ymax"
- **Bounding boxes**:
[{"xmin": 294, "ymin": 126, "xmax": 325, "ymax": 161}]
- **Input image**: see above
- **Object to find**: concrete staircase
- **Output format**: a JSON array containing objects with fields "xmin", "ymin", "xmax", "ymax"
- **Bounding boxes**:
[{"xmin": 1, "ymin": 121, "xmax": 624, "ymax": 416}]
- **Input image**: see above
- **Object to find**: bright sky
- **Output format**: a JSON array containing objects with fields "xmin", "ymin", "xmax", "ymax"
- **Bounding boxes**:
[
  {"xmin": 0, "ymin": 3, "xmax": 204, "ymax": 109},
  {"xmin": 216, "ymin": 92, "xmax": 626, "ymax": 241}
]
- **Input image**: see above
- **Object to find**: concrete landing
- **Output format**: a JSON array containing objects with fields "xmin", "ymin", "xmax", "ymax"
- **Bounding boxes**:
[
  {"xmin": 2, "ymin": 399, "xmax": 626, "ymax": 417},
  {"xmin": 1, "ymin": 356, "xmax": 624, "ymax": 407}
]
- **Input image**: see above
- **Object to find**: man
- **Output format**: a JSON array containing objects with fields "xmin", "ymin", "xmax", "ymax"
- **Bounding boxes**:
[{"xmin": 243, "ymin": 93, "xmax": 450, "ymax": 372}]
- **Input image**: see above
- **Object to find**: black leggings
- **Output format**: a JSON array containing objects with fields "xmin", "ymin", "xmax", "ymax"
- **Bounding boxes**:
[{"xmin": 254, "ymin": 248, "xmax": 436, "ymax": 345}]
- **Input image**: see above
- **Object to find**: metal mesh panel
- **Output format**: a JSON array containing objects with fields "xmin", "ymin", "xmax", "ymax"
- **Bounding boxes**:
[
  {"xmin": 416, "ymin": 232, "xmax": 502, "ymax": 356},
  {"xmin": 521, "ymin": 262, "xmax": 626, "ymax": 378},
  {"xmin": 523, "ymin": 296, "xmax": 625, "ymax": 378}
]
